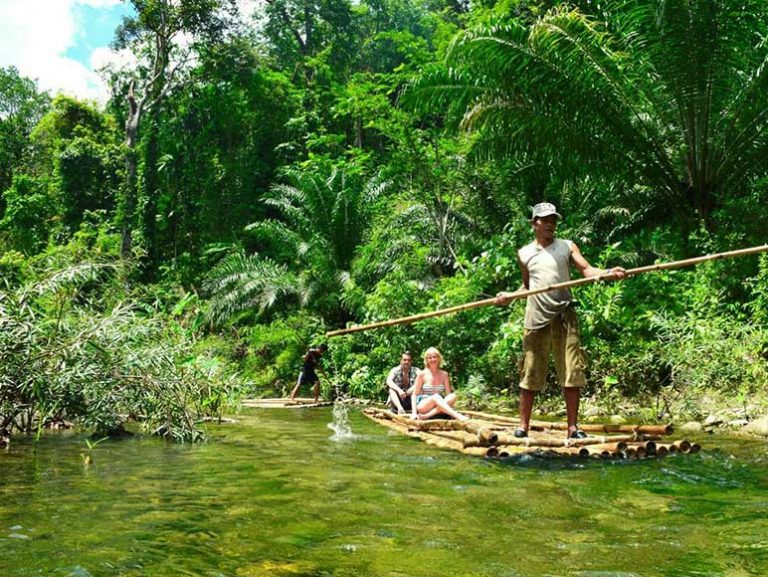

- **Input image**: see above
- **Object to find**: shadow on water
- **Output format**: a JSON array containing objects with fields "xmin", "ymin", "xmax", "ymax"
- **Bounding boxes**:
[{"xmin": 1, "ymin": 408, "xmax": 767, "ymax": 577}]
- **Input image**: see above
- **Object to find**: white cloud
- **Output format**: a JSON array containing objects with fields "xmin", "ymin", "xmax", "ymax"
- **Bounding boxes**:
[
  {"xmin": 91, "ymin": 45, "xmax": 135, "ymax": 73},
  {"xmin": 80, "ymin": 0, "xmax": 121, "ymax": 6},
  {"xmin": 0, "ymin": 0, "xmax": 264, "ymax": 105},
  {"xmin": 237, "ymin": 0, "xmax": 262, "ymax": 21},
  {"xmin": 0, "ymin": 0, "xmax": 123, "ymax": 104}
]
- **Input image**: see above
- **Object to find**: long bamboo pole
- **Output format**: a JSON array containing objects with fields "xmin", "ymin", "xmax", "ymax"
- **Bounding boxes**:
[{"xmin": 327, "ymin": 244, "xmax": 768, "ymax": 337}]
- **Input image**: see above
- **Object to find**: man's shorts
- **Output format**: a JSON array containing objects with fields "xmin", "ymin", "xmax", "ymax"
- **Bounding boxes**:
[
  {"xmin": 519, "ymin": 306, "xmax": 587, "ymax": 392},
  {"xmin": 298, "ymin": 371, "xmax": 318, "ymax": 386}
]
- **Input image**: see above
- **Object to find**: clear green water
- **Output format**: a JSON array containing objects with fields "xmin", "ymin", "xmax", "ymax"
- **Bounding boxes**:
[{"xmin": 2, "ymin": 408, "xmax": 767, "ymax": 577}]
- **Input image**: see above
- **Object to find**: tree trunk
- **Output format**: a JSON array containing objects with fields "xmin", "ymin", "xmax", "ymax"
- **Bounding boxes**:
[
  {"xmin": 121, "ymin": 94, "xmax": 141, "ymax": 259},
  {"xmin": 141, "ymin": 116, "xmax": 161, "ymax": 277}
]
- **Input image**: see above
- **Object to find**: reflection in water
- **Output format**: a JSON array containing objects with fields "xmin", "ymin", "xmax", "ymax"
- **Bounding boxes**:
[{"xmin": 1, "ymin": 408, "xmax": 767, "ymax": 577}]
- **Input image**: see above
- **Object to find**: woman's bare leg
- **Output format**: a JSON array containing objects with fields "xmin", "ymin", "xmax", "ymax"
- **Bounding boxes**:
[{"xmin": 417, "ymin": 395, "xmax": 467, "ymax": 421}]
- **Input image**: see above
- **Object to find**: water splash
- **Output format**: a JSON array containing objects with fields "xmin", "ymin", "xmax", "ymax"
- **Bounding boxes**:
[{"xmin": 328, "ymin": 399, "xmax": 357, "ymax": 441}]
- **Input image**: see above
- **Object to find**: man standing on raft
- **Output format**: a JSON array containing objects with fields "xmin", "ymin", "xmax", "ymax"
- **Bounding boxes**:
[
  {"xmin": 290, "ymin": 343, "xmax": 328, "ymax": 403},
  {"xmin": 496, "ymin": 203, "xmax": 626, "ymax": 439}
]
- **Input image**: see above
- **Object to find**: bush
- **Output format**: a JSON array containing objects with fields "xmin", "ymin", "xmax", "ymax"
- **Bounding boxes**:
[{"xmin": 0, "ymin": 247, "xmax": 241, "ymax": 442}]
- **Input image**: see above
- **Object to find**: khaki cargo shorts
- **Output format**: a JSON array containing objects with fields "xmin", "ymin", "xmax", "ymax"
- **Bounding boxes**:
[{"xmin": 519, "ymin": 306, "xmax": 587, "ymax": 391}]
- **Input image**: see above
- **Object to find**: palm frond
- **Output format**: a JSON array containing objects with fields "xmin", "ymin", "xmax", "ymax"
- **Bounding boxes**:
[
  {"xmin": 26, "ymin": 262, "xmax": 117, "ymax": 299},
  {"xmin": 203, "ymin": 253, "xmax": 300, "ymax": 327}
]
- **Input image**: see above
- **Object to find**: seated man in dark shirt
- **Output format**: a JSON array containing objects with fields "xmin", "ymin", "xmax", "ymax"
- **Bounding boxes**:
[{"xmin": 385, "ymin": 351, "xmax": 419, "ymax": 414}]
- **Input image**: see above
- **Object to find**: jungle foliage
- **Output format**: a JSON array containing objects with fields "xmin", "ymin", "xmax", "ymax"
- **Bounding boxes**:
[{"xmin": 1, "ymin": 0, "xmax": 767, "ymax": 441}]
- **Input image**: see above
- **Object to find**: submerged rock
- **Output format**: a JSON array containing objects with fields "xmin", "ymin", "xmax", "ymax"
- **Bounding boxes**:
[
  {"xmin": 742, "ymin": 415, "xmax": 768, "ymax": 437},
  {"xmin": 582, "ymin": 406, "xmax": 601, "ymax": 418},
  {"xmin": 726, "ymin": 419, "xmax": 749, "ymax": 429},
  {"xmin": 704, "ymin": 414, "xmax": 723, "ymax": 427},
  {"xmin": 679, "ymin": 421, "xmax": 704, "ymax": 433}
]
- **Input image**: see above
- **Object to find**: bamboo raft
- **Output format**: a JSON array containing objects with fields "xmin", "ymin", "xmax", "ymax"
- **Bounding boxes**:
[
  {"xmin": 363, "ymin": 407, "xmax": 701, "ymax": 460},
  {"xmin": 242, "ymin": 397, "xmax": 334, "ymax": 409}
]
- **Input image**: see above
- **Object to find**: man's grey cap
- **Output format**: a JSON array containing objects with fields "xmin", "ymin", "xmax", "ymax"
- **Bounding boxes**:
[{"xmin": 531, "ymin": 202, "xmax": 562, "ymax": 219}]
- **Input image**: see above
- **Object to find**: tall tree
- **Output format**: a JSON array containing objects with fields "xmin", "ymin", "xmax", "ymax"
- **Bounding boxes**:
[
  {"xmin": 0, "ymin": 67, "xmax": 50, "ymax": 199},
  {"xmin": 109, "ymin": 0, "xmax": 236, "ymax": 261},
  {"xmin": 150, "ymin": 44, "xmax": 300, "ymax": 278},
  {"xmin": 30, "ymin": 95, "xmax": 122, "ymax": 232}
]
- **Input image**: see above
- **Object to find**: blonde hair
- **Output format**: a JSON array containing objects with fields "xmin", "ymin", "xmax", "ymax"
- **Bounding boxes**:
[{"xmin": 422, "ymin": 347, "xmax": 443, "ymax": 368}]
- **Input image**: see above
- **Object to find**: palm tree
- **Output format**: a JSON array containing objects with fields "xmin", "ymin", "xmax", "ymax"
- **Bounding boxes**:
[
  {"xmin": 409, "ymin": 0, "xmax": 768, "ymax": 236},
  {"xmin": 204, "ymin": 167, "xmax": 387, "ymax": 326}
]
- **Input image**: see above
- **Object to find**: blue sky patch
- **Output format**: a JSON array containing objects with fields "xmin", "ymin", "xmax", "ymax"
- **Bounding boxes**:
[{"xmin": 64, "ymin": 2, "xmax": 133, "ymax": 67}]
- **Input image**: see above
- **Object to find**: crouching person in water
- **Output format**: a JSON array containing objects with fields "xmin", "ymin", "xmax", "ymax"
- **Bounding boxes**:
[
  {"xmin": 290, "ymin": 343, "xmax": 328, "ymax": 403},
  {"xmin": 386, "ymin": 351, "xmax": 419, "ymax": 414},
  {"xmin": 411, "ymin": 347, "xmax": 468, "ymax": 421}
]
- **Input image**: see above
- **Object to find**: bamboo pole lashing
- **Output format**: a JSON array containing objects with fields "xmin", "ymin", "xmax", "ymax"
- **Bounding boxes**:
[{"xmin": 327, "ymin": 244, "xmax": 768, "ymax": 336}]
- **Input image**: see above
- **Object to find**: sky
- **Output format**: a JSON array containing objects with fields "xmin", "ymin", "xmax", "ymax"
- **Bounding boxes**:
[
  {"xmin": 0, "ymin": 0, "xmax": 261, "ymax": 105},
  {"xmin": 0, "ymin": 0, "xmax": 134, "ymax": 104}
]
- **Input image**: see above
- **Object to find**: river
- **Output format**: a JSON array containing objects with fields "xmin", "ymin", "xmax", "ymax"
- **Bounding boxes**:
[{"xmin": 1, "ymin": 407, "xmax": 767, "ymax": 576}]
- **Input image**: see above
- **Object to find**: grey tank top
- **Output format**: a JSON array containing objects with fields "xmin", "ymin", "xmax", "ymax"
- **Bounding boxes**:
[{"xmin": 518, "ymin": 239, "xmax": 573, "ymax": 330}]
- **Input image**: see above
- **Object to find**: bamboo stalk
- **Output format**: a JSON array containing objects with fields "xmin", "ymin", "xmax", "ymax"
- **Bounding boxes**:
[
  {"xmin": 428, "ymin": 430, "xmax": 482, "ymax": 448},
  {"xmin": 457, "ymin": 411, "xmax": 673, "ymax": 435},
  {"xmin": 616, "ymin": 440, "xmax": 661, "ymax": 457},
  {"xmin": 493, "ymin": 433, "xmax": 643, "ymax": 449},
  {"xmin": 389, "ymin": 415, "xmax": 493, "ymax": 437},
  {"xmin": 655, "ymin": 442, "xmax": 678, "ymax": 455},
  {"xmin": 671, "ymin": 440, "xmax": 690, "ymax": 453},
  {"xmin": 583, "ymin": 441, "xmax": 629, "ymax": 454},
  {"xmin": 526, "ymin": 420, "xmax": 673, "ymax": 436},
  {"xmin": 422, "ymin": 435, "xmax": 464, "ymax": 452},
  {"xmin": 496, "ymin": 446, "xmax": 534, "ymax": 458},
  {"xmin": 459, "ymin": 410, "xmax": 521, "ymax": 424},
  {"xmin": 327, "ymin": 244, "xmax": 768, "ymax": 336},
  {"xmin": 623, "ymin": 446, "xmax": 638, "ymax": 459},
  {"xmin": 477, "ymin": 427, "xmax": 499, "ymax": 446},
  {"xmin": 462, "ymin": 446, "xmax": 494, "ymax": 457}
]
